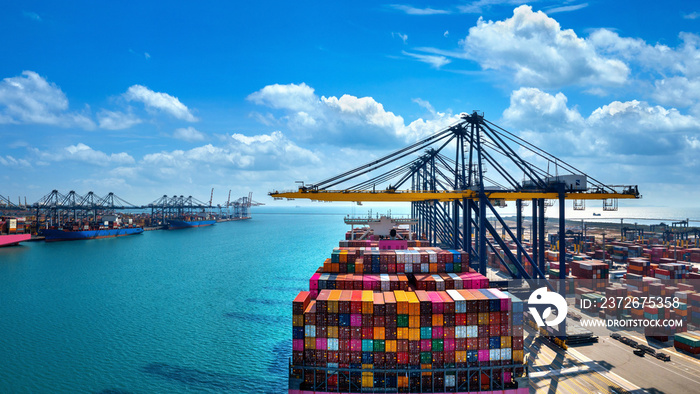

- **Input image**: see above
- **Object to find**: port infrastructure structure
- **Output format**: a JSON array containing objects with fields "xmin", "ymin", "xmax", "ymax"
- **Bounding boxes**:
[
  {"xmin": 0, "ymin": 190, "xmax": 261, "ymax": 226},
  {"xmin": 271, "ymin": 111, "xmax": 640, "ymax": 291}
]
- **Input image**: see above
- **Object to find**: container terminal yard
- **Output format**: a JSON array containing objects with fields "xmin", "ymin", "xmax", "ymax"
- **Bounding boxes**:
[
  {"xmin": 0, "ymin": 190, "xmax": 263, "ymax": 241},
  {"xmin": 272, "ymin": 112, "xmax": 700, "ymax": 393}
]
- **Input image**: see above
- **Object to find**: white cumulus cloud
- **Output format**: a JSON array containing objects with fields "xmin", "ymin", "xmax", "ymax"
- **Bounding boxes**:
[
  {"xmin": 32, "ymin": 143, "xmax": 135, "ymax": 166},
  {"xmin": 0, "ymin": 71, "xmax": 95, "ymax": 129},
  {"xmin": 124, "ymin": 85, "xmax": 197, "ymax": 122},
  {"xmin": 503, "ymin": 88, "xmax": 700, "ymax": 158},
  {"xmin": 173, "ymin": 126, "xmax": 206, "ymax": 142},
  {"xmin": 247, "ymin": 83, "xmax": 460, "ymax": 146},
  {"xmin": 97, "ymin": 109, "xmax": 142, "ymax": 130},
  {"xmin": 459, "ymin": 5, "xmax": 629, "ymax": 88}
]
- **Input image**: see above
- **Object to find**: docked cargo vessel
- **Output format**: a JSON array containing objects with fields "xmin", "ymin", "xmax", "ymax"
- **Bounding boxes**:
[
  {"xmin": 41, "ymin": 226, "xmax": 143, "ymax": 242},
  {"xmin": 0, "ymin": 217, "xmax": 31, "ymax": 246},
  {"xmin": 0, "ymin": 234, "xmax": 31, "ymax": 247},
  {"xmin": 166, "ymin": 219, "xmax": 216, "ymax": 229},
  {"xmin": 289, "ymin": 217, "xmax": 527, "ymax": 393}
]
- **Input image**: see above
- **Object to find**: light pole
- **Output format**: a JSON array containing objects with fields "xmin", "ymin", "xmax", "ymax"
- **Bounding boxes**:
[{"xmin": 601, "ymin": 230, "xmax": 607, "ymax": 267}]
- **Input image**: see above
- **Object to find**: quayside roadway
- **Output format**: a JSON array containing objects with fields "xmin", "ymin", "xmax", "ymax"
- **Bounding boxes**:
[{"xmin": 526, "ymin": 313, "xmax": 700, "ymax": 393}]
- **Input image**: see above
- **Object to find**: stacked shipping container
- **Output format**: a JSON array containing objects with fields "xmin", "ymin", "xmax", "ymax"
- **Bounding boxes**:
[{"xmin": 291, "ymin": 235, "xmax": 526, "ymax": 393}]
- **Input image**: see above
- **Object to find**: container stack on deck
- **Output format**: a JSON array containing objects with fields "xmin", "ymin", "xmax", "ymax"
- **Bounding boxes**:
[{"xmin": 290, "ymin": 232, "xmax": 527, "ymax": 394}]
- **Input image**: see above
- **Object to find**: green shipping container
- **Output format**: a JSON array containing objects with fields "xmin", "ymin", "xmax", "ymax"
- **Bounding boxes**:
[
  {"xmin": 397, "ymin": 315, "xmax": 409, "ymax": 327},
  {"xmin": 420, "ymin": 351, "xmax": 431, "ymax": 364},
  {"xmin": 373, "ymin": 340, "xmax": 385, "ymax": 352}
]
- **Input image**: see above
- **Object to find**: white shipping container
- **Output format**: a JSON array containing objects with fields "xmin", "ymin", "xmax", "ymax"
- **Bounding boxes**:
[
  {"xmin": 448, "ymin": 273, "xmax": 463, "ymax": 289},
  {"xmin": 447, "ymin": 289, "xmax": 466, "ymax": 312},
  {"xmin": 501, "ymin": 348, "xmax": 512, "ymax": 360},
  {"xmin": 433, "ymin": 275, "xmax": 445, "ymax": 291},
  {"xmin": 305, "ymin": 325, "xmax": 316, "ymax": 337},
  {"xmin": 328, "ymin": 338, "xmax": 339, "ymax": 351}
]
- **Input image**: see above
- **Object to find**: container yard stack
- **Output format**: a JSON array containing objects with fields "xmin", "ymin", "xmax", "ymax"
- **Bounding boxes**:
[
  {"xmin": 689, "ymin": 294, "xmax": 700, "ymax": 327},
  {"xmin": 674, "ymin": 332, "xmax": 700, "ymax": 354},
  {"xmin": 628, "ymin": 258, "xmax": 651, "ymax": 277},
  {"xmin": 570, "ymin": 259, "xmax": 608, "ymax": 292},
  {"xmin": 604, "ymin": 286, "xmax": 626, "ymax": 319},
  {"xmin": 611, "ymin": 244, "xmax": 628, "ymax": 265}
]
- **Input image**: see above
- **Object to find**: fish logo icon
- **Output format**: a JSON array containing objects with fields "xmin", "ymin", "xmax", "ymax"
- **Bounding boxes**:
[{"xmin": 528, "ymin": 287, "xmax": 567, "ymax": 327}]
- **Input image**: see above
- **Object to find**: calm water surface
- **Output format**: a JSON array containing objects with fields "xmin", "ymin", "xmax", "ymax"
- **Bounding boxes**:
[{"xmin": 0, "ymin": 210, "xmax": 347, "ymax": 393}]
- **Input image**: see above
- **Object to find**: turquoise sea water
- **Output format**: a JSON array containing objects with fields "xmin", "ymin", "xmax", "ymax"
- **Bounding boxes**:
[
  {"xmin": 1, "ymin": 205, "xmax": 699, "ymax": 393},
  {"xmin": 0, "ymin": 209, "xmax": 348, "ymax": 393}
]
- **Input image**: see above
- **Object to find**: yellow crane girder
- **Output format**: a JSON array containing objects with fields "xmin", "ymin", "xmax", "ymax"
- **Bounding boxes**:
[{"xmin": 269, "ymin": 189, "xmax": 638, "ymax": 202}]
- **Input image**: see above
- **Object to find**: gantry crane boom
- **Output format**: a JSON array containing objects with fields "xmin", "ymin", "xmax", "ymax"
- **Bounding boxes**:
[{"xmin": 271, "ymin": 111, "xmax": 641, "ymax": 293}]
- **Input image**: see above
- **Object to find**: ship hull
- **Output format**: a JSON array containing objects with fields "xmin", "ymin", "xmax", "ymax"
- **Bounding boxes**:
[
  {"xmin": 167, "ymin": 219, "xmax": 216, "ymax": 229},
  {"xmin": 0, "ymin": 234, "xmax": 31, "ymax": 247},
  {"xmin": 41, "ymin": 227, "xmax": 144, "ymax": 242}
]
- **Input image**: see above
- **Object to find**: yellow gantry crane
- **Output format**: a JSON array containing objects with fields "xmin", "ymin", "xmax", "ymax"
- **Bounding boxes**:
[{"xmin": 271, "ymin": 111, "xmax": 640, "ymax": 287}]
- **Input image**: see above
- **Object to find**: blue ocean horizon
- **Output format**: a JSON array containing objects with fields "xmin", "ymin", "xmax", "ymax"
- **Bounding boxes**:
[{"xmin": 0, "ymin": 205, "xmax": 698, "ymax": 393}]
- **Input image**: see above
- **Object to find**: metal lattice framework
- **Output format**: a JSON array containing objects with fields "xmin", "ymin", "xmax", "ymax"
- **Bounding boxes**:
[
  {"xmin": 271, "ymin": 112, "xmax": 640, "ymax": 288},
  {"xmin": 147, "ymin": 194, "xmax": 213, "ymax": 223},
  {"xmin": 34, "ymin": 190, "xmax": 141, "ymax": 226}
]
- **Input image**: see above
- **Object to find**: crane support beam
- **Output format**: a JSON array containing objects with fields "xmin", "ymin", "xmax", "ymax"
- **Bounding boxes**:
[{"xmin": 270, "ymin": 190, "xmax": 638, "ymax": 202}]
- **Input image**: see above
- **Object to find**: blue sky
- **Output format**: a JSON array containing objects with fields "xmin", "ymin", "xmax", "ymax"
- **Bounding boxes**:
[{"xmin": 1, "ymin": 1, "xmax": 700, "ymax": 207}]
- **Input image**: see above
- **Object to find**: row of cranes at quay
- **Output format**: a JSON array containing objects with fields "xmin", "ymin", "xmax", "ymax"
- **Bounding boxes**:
[
  {"xmin": 0, "ymin": 189, "xmax": 263, "ymax": 232},
  {"xmin": 271, "ymin": 111, "xmax": 640, "ymax": 300}
]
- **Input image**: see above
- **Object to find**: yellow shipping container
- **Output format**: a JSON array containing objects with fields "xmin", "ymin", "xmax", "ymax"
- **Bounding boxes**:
[
  {"xmin": 478, "ymin": 312, "xmax": 489, "ymax": 325},
  {"xmin": 398, "ymin": 376, "xmax": 409, "ymax": 387},
  {"xmin": 362, "ymin": 371, "xmax": 373, "ymax": 388},
  {"xmin": 394, "ymin": 291, "xmax": 408, "ymax": 315},
  {"xmin": 327, "ymin": 326, "xmax": 338, "ymax": 338},
  {"xmin": 386, "ymin": 340, "xmax": 397, "ymax": 353},
  {"xmin": 409, "ymin": 316, "xmax": 420, "ymax": 328},
  {"xmin": 456, "ymin": 350, "xmax": 467, "ymax": 363},
  {"xmin": 362, "ymin": 291, "xmax": 374, "ymax": 314},
  {"xmin": 328, "ymin": 290, "xmax": 342, "ymax": 313},
  {"xmin": 293, "ymin": 315, "xmax": 304, "ymax": 327},
  {"xmin": 397, "ymin": 327, "xmax": 409, "ymax": 340},
  {"xmin": 374, "ymin": 327, "xmax": 385, "ymax": 340},
  {"xmin": 305, "ymin": 337, "xmax": 316, "ymax": 350},
  {"xmin": 406, "ymin": 291, "xmax": 420, "ymax": 315},
  {"xmin": 421, "ymin": 364, "xmax": 432, "ymax": 376},
  {"xmin": 501, "ymin": 336, "xmax": 512, "ymax": 348},
  {"xmin": 409, "ymin": 328, "xmax": 420, "ymax": 341},
  {"xmin": 513, "ymin": 350, "xmax": 524, "ymax": 363}
]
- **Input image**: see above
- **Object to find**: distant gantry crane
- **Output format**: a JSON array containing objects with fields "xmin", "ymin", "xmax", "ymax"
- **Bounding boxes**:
[
  {"xmin": 1, "ymin": 189, "xmax": 263, "ymax": 229},
  {"xmin": 270, "ymin": 111, "xmax": 640, "ymax": 290},
  {"xmin": 232, "ymin": 192, "xmax": 264, "ymax": 219}
]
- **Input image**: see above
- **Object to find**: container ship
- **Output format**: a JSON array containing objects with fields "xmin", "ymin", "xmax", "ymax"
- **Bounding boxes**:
[
  {"xmin": 289, "ymin": 217, "xmax": 527, "ymax": 393},
  {"xmin": 167, "ymin": 218, "xmax": 216, "ymax": 229},
  {"xmin": 40, "ymin": 215, "xmax": 143, "ymax": 242},
  {"xmin": 0, "ymin": 217, "xmax": 31, "ymax": 247}
]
